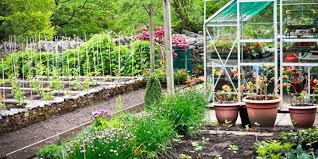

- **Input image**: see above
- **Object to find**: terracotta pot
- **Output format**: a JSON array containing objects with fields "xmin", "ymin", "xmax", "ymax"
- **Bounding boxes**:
[
  {"xmin": 243, "ymin": 96, "xmax": 281, "ymax": 127},
  {"xmin": 214, "ymin": 103, "xmax": 240, "ymax": 125},
  {"xmin": 287, "ymin": 105, "xmax": 318, "ymax": 128}
]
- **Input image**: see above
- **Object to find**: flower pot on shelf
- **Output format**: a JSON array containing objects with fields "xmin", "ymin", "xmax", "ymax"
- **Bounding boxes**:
[
  {"xmin": 214, "ymin": 103, "xmax": 240, "ymax": 125},
  {"xmin": 287, "ymin": 105, "xmax": 318, "ymax": 128},
  {"xmin": 239, "ymin": 105, "xmax": 251, "ymax": 128},
  {"xmin": 243, "ymin": 96, "xmax": 281, "ymax": 127}
]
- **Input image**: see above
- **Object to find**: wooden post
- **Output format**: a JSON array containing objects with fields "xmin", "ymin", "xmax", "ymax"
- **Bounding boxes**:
[
  {"xmin": 163, "ymin": 0, "xmax": 175, "ymax": 95},
  {"xmin": 149, "ymin": 3, "xmax": 155, "ymax": 73}
]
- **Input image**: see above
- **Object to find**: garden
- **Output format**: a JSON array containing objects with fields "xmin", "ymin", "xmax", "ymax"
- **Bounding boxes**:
[{"xmin": 0, "ymin": 0, "xmax": 318, "ymax": 159}]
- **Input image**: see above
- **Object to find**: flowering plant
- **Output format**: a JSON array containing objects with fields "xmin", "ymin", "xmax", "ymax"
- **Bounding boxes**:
[
  {"xmin": 172, "ymin": 34, "xmax": 189, "ymax": 50},
  {"xmin": 216, "ymin": 85, "xmax": 238, "ymax": 103},
  {"xmin": 92, "ymin": 109, "xmax": 109, "ymax": 118},
  {"xmin": 241, "ymin": 65, "xmax": 279, "ymax": 100}
]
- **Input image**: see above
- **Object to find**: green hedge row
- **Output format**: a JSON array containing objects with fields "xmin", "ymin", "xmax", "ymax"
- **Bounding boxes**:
[
  {"xmin": 37, "ymin": 90, "xmax": 207, "ymax": 159},
  {"xmin": 0, "ymin": 33, "xmax": 161, "ymax": 78}
]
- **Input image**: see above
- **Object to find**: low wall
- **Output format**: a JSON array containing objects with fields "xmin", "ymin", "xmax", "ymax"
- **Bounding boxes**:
[{"xmin": 0, "ymin": 79, "xmax": 145, "ymax": 134}]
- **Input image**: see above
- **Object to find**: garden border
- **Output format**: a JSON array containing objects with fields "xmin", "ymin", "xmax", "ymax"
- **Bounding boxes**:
[
  {"xmin": 3, "ymin": 103, "xmax": 145, "ymax": 159},
  {"xmin": 0, "ymin": 77, "xmax": 145, "ymax": 134}
]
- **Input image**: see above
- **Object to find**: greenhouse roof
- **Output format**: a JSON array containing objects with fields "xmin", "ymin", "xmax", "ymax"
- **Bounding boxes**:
[{"xmin": 207, "ymin": 0, "xmax": 272, "ymax": 25}]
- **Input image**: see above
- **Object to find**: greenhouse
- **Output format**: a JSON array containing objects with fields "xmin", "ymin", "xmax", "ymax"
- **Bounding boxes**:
[{"xmin": 204, "ymin": 0, "xmax": 318, "ymax": 109}]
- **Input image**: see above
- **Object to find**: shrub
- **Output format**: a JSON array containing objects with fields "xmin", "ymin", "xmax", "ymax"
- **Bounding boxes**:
[
  {"xmin": 144, "ymin": 74, "xmax": 162, "ymax": 107},
  {"xmin": 152, "ymin": 90, "xmax": 207, "ymax": 137},
  {"xmin": 37, "ymin": 144, "xmax": 63, "ymax": 159},
  {"xmin": 129, "ymin": 114, "xmax": 176, "ymax": 158},
  {"xmin": 174, "ymin": 69, "xmax": 188, "ymax": 85}
]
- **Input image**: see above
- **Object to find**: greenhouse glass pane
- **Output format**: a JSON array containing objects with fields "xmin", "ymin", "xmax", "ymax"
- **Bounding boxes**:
[{"xmin": 211, "ymin": 1, "xmax": 272, "ymax": 23}]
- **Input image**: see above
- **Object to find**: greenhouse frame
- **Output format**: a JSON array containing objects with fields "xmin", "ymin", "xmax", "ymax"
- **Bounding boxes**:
[{"xmin": 204, "ymin": 0, "xmax": 318, "ymax": 108}]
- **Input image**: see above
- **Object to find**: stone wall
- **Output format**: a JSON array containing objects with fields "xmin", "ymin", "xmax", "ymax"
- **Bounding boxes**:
[{"xmin": 0, "ymin": 79, "xmax": 145, "ymax": 134}]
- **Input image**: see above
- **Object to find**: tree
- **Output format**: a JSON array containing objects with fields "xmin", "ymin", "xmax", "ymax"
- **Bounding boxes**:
[
  {"xmin": 163, "ymin": 0, "xmax": 175, "ymax": 95},
  {"xmin": 0, "ymin": 0, "xmax": 55, "ymax": 40}
]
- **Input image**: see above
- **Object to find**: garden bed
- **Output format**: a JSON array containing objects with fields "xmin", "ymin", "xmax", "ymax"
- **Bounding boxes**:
[
  {"xmin": 170, "ymin": 126, "xmax": 292, "ymax": 159},
  {"xmin": 0, "ymin": 76, "xmax": 145, "ymax": 134}
]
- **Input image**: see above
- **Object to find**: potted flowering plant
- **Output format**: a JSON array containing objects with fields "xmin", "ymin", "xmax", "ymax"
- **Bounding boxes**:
[
  {"xmin": 214, "ymin": 85, "xmax": 240, "ymax": 125},
  {"xmin": 284, "ymin": 78, "xmax": 318, "ymax": 128},
  {"xmin": 242, "ymin": 66, "xmax": 281, "ymax": 127}
]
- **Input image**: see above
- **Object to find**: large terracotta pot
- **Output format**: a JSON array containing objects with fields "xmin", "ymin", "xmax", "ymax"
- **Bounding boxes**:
[
  {"xmin": 243, "ymin": 96, "xmax": 281, "ymax": 127},
  {"xmin": 287, "ymin": 105, "xmax": 318, "ymax": 128},
  {"xmin": 214, "ymin": 103, "xmax": 240, "ymax": 125}
]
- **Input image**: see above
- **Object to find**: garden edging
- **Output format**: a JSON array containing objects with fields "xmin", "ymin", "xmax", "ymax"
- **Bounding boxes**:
[{"xmin": 0, "ymin": 78, "xmax": 145, "ymax": 134}]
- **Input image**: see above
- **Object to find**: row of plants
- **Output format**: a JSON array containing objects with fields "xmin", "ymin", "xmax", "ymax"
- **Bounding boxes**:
[
  {"xmin": 37, "ymin": 75, "xmax": 207, "ymax": 159},
  {"xmin": 255, "ymin": 128, "xmax": 318, "ymax": 158},
  {"xmin": 213, "ymin": 65, "xmax": 318, "ymax": 129},
  {"xmin": 0, "ymin": 33, "xmax": 162, "ymax": 78}
]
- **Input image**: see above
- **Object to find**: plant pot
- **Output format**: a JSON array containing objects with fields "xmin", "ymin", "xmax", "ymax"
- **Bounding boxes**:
[
  {"xmin": 239, "ymin": 105, "xmax": 251, "ymax": 128},
  {"xmin": 287, "ymin": 105, "xmax": 318, "ymax": 128},
  {"xmin": 214, "ymin": 103, "xmax": 240, "ymax": 125},
  {"xmin": 243, "ymin": 96, "xmax": 281, "ymax": 127}
]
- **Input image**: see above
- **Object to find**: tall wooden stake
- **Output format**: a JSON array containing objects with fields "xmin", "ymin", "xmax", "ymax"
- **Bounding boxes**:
[
  {"xmin": 163, "ymin": 0, "xmax": 174, "ymax": 95},
  {"xmin": 149, "ymin": 3, "xmax": 155, "ymax": 72}
]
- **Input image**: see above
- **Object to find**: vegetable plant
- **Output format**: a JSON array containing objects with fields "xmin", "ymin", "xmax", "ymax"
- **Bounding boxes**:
[{"xmin": 11, "ymin": 78, "xmax": 25, "ymax": 106}]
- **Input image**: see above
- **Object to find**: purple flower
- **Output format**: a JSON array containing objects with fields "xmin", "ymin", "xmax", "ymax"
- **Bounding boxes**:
[{"xmin": 92, "ymin": 109, "xmax": 109, "ymax": 118}]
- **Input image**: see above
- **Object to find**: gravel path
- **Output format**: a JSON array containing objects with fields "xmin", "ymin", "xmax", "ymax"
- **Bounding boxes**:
[{"xmin": 0, "ymin": 88, "xmax": 145, "ymax": 156}]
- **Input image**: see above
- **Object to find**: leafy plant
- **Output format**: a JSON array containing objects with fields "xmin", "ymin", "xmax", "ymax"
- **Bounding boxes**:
[
  {"xmin": 174, "ymin": 69, "xmax": 188, "ymax": 85},
  {"xmin": 192, "ymin": 141, "xmax": 204, "ymax": 151},
  {"xmin": 151, "ymin": 90, "xmax": 207, "ymax": 137},
  {"xmin": 65, "ymin": 128, "xmax": 134, "ymax": 159},
  {"xmin": 255, "ymin": 140, "xmax": 293, "ymax": 159},
  {"xmin": 280, "ymin": 129, "xmax": 318, "ymax": 150},
  {"xmin": 144, "ymin": 74, "xmax": 162, "ymax": 108},
  {"xmin": 37, "ymin": 144, "xmax": 63, "ymax": 159},
  {"xmin": 40, "ymin": 91, "xmax": 53, "ymax": 101},
  {"xmin": 11, "ymin": 78, "xmax": 24, "ymax": 106},
  {"xmin": 228, "ymin": 144, "xmax": 239, "ymax": 154},
  {"xmin": 129, "ymin": 114, "xmax": 176, "ymax": 158},
  {"xmin": 215, "ymin": 84, "xmax": 238, "ymax": 104}
]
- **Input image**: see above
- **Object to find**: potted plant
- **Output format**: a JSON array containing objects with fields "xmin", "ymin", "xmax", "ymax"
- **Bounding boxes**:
[
  {"xmin": 284, "ymin": 79, "xmax": 318, "ymax": 128},
  {"xmin": 214, "ymin": 84, "xmax": 240, "ymax": 125},
  {"xmin": 242, "ymin": 66, "xmax": 281, "ymax": 127}
]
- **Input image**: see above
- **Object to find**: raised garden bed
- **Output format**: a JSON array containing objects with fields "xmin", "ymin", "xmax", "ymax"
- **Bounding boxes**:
[{"xmin": 0, "ymin": 76, "xmax": 145, "ymax": 134}]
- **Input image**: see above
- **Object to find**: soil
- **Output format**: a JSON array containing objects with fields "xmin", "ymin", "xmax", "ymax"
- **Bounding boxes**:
[
  {"xmin": 170, "ymin": 126, "xmax": 290, "ymax": 159},
  {"xmin": 0, "ymin": 88, "xmax": 145, "ymax": 157}
]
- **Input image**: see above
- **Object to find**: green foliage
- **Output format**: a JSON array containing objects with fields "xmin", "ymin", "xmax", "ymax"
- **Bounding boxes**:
[
  {"xmin": 11, "ymin": 78, "xmax": 24, "ymax": 106},
  {"xmin": 37, "ymin": 144, "xmax": 63, "ymax": 159},
  {"xmin": 174, "ymin": 69, "xmax": 188, "ymax": 85},
  {"xmin": 38, "ymin": 91, "xmax": 207, "ymax": 158},
  {"xmin": 0, "ymin": 34, "xmax": 162, "ymax": 78},
  {"xmin": 129, "ymin": 114, "xmax": 176, "ymax": 158},
  {"xmin": 280, "ymin": 129, "xmax": 318, "ymax": 150},
  {"xmin": 255, "ymin": 140, "xmax": 315, "ymax": 159},
  {"xmin": 144, "ymin": 74, "xmax": 162, "ymax": 107},
  {"xmin": 65, "ymin": 128, "xmax": 134, "ymax": 159},
  {"xmin": 152, "ymin": 91, "xmax": 207, "ymax": 137},
  {"xmin": 0, "ymin": 0, "xmax": 55, "ymax": 40},
  {"xmin": 130, "ymin": 40, "xmax": 161, "ymax": 75},
  {"xmin": 255, "ymin": 140, "xmax": 293, "ymax": 159},
  {"xmin": 40, "ymin": 91, "xmax": 53, "ymax": 101}
]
